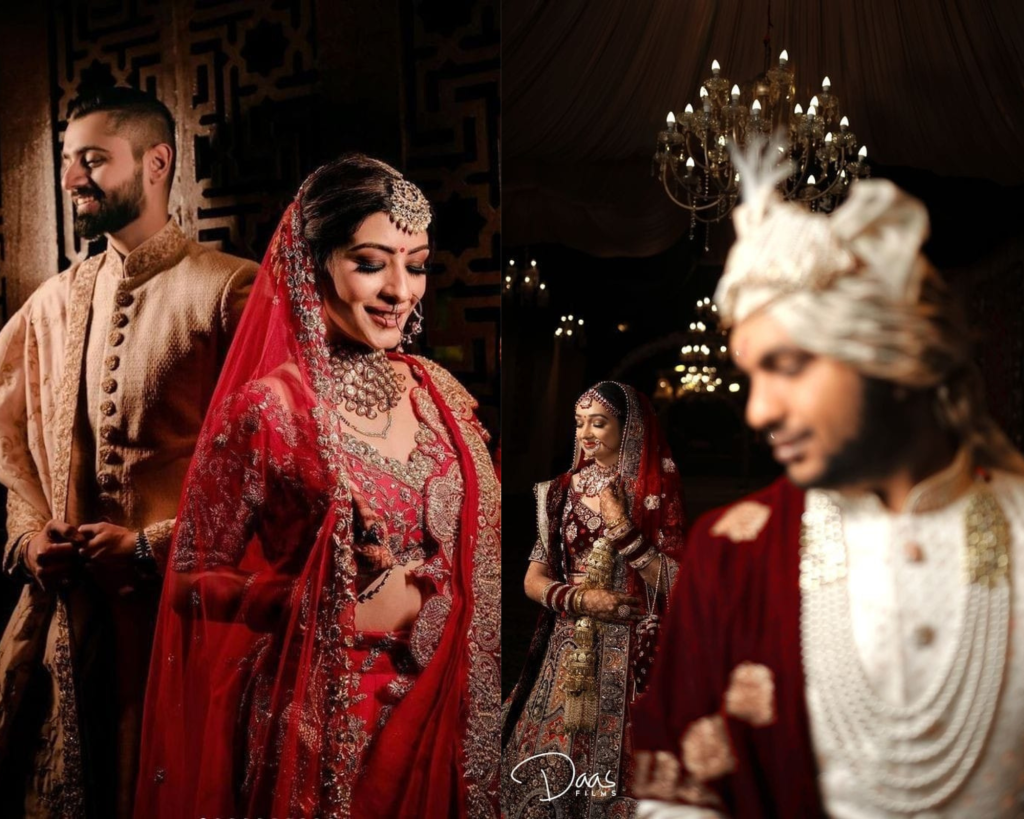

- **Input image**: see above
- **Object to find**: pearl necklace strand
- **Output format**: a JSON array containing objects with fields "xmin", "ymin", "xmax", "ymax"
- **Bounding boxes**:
[{"xmin": 800, "ymin": 488, "xmax": 1011, "ymax": 813}]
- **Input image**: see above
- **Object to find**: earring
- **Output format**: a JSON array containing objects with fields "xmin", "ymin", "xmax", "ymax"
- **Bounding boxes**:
[{"xmin": 400, "ymin": 300, "xmax": 425, "ymax": 350}]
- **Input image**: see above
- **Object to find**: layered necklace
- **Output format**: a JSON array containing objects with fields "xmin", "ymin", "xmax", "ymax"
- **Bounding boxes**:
[
  {"xmin": 800, "ymin": 486, "xmax": 1011, "ymax": 814},
  {"xmin": 576, "ymin": 459, "xmax": 617, "ymax": 497},
  {"xmin": 328, "ymin": 342, "xmax": 406, "ymax": 439}
]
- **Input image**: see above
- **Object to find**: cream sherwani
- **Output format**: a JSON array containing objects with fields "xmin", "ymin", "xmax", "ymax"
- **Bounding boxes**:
[{"xmin": 0, "ymin": 218, "xmax": 255, "ymax": 818}]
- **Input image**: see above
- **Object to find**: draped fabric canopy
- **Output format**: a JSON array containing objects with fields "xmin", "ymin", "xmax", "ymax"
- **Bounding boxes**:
[{"xmin": 505, "ymin": 0, "xmax": 1024, "ymax": 256}]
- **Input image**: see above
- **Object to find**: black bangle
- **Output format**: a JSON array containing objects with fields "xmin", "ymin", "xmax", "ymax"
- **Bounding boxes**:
[{"xmin": 134, "ymin": 531, "xmax": 158, "ymax": 576}]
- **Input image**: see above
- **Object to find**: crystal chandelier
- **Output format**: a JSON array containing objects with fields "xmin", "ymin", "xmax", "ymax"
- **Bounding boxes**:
[
  {"xmin": 653, "ymin": 51, "xmax": 870, "ymax": 237},
  {"xmin": 656, "ymin": 297, "xmax": 743, "ymax": 400}
]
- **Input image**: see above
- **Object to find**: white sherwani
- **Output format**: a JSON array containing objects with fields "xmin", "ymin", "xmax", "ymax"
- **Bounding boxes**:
[{"xmin": 641, "ymin": 453, "xmax": 1024, "ymax": 818}]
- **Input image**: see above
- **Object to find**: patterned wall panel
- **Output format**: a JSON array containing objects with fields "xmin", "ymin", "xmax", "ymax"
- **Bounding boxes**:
[
  {"xmin": 50, "ymin": 0, "xmax": 172, "ymax": 269},
  {"xmin": 49, "ymin": 0, "xmax": 323, "ymax": 266},
  {"xmin": 178, "ymin": 0, "xmax": 325, "ymax": 256},
  {"xmin": 401, "ymin": 0, "xmax": 500, "ymax": 427},
  {"xmin": 0, "ymin": 123, "xmax": 6, "ymax": 323},
  {"xmin": 42, "ymin": 0, "xmax": 498, "ymax": 422}
]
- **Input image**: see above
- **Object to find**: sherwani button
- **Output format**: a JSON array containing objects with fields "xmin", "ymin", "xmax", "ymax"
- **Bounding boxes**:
[
  {"xmin": 106, "ymin": 355, "xmax": 120, "ymax": 371},
  {"xmin": 97, "ymin": 472, "xmax": 119, "ymax": 491},
  {"xmin": 99, "ymin": 447, "xmax": 120, "ymax": 465},
  {"xmin": 100, "ymin": 425, "xmax": 119, "ymax": 442},
  {"xmin": 115, "ymin": 291, "xmax": 134, "ymax": 307},
  {"xmin": 109, "ymin": 331, "xmax": 124, "ymax": 346},
  {"xmin": 905, "ymin": 542, "xmax": 924, "ymax": 562},
  {"xmin": 102, "ymin": 379, "xmax": 118, "ymax": 394},
  {"xmin": 914, "ymin": 625, "xmax": 935, "ymax": 647},
  {"xmin": 111, "ymin": 312, "xmax": 129, "ymax": 328},
  {"xmin": 100, "ymin": 400, "xmax": 117, "ymax": 417}
]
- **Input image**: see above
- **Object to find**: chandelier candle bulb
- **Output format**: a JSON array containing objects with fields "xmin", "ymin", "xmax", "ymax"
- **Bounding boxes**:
[
  {"xmin": 822, "ymin": 76, "xmax": 831, "ymax": 90},
  {"xmin": 731, "ymin": 84, "xmax": 740, "ymax": 99},
  {"xmin": 807, "ymin": 105, "xmax": 817, "ymax": 118},
  {"xmin": 751, "ymin": 99, "xmax": 762, "ymax": 118},
  {"xmin": 825, "ymin": 132, "xmax": 833, "ymax": 143},
  {"xmin": 840, "ymin": 116, "xmax": 849, "ymax": 131},
  {"xmin": 807, "ymin": 174, "xmax": 817, "ymax": 185},
  {"xmin": 858, "ymin": 145, "xmax": 868, "ymax": 158},
  {"xmin": 666, "ymin": 111, "xmax": 676, "ymax": 129},
  {"xmin": 810, "ymin": 95, "xmax": 820, "ymax": 109},
  {"xmin": 780, "ymin": 49, "xmax": 789, "ymax": 65},
  {"xmin": 794, "ymin": 103, "xmax": 804, "ymax": 115},
  {"xmin": 711, "ymin": 59, "xmax": 721, "ymax": 75},
  {"xmin": 700, "ymin": 86, "xmax": 709, "ymax": 98},
  {"xmin": 685, "ymin": 156, "xmax": 695, "ymax": 174},
  {"xmin": 684, "ymin": 103, "xmax": 694, "ymax": 114}
]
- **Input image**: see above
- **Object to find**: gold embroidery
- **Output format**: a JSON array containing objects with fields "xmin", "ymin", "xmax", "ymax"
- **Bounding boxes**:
[
  {"xmin": 414, "ymin": 357, "xmax": 501, "ymax": 816},
  {"xmin": 426, "ymin": 461, "xmax": 463, "ymax": 559},
  {"xmin": 42, "ymin": 256, "xmax": 100, "ymax": 816},
  {"xmin": 410, "ymin": 594, "xmax": 452, "ymax": 669},
  {"xmin": 681, "ymin": 714, "xmax": 736, "ymax": 782},
  {"xmin": 965, "ymin": 489, "xmax": 1011, "ymax": 587},
  {"xmin": 724, "ymin": 662, "xmax": 776, "ymax": 727},
  {"xmin": 710, "ymin": 500, "xmax": 772, "ymax": 542}
]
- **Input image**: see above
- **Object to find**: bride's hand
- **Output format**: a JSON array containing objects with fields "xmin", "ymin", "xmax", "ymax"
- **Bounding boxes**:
[
  {"xmin": 579, "ymin": 589, "xmax": 642, "ymax": 623},
  {"xmin": 598, "ymin": 478, "xmax": 628, "ymax": 526}
]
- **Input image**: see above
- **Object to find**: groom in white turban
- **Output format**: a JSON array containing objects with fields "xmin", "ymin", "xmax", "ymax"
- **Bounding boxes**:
[{"xmin": 629, "ymin": 139, "xmax": 1024, "ymax": 818}]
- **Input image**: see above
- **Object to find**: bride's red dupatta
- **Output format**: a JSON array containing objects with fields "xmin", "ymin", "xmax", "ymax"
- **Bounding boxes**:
[{"xmin": 134, "ymin": 169, "xmax": 500, "ymax": 818}]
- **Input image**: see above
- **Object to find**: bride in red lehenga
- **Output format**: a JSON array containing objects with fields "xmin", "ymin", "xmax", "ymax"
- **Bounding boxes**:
[{"xmin": 133, "ymin": 155, "xmax": 500, "ymax": 818}]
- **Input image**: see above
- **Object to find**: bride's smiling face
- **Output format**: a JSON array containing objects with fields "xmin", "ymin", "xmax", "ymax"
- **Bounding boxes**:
[
  {"xmin": 576, "ymin": 406, "xmax": 622, "ymax": 466},
  {"xmin": 321, "ymin": 212, "xmax": 429, "ymax": 350}
]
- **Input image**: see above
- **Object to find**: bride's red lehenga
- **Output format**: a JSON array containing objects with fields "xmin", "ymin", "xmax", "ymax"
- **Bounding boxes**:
[{"xmin": 134, "ymin": 178, "xmax": 500, "ymax": 818}]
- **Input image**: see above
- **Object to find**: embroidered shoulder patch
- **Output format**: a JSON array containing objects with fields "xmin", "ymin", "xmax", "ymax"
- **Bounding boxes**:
[
  {"xmin": 681, "ymin": 714, "xmax": 735, "ymax": 782},
  {"xmin": 710, "ymin": 501, "xmax": 771, "ymax": 543},
  {"xmin": 724, "ymin": 662, "xmax": 776, "ymax": 727}
]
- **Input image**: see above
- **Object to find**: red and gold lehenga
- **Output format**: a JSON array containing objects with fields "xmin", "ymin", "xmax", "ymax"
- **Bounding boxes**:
[
  {"xmin": 501, "ymin": 383, "xmax": 685, "ymax": 819},
  {"xmin": 133, "ymin": 173, "xmax": 500, "ymax": 818}
]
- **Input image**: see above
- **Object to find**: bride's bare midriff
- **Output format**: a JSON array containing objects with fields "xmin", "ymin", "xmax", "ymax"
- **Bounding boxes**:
[{"xmin": 354, "ymin": 558, "xmax": 426, "ymax": 631}]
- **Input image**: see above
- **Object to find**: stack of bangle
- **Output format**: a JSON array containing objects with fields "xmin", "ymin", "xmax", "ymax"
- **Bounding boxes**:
[
  {"xmin": 541, "ymin": 580, "xmax": 588, "ymax": 616},
  {"xmin": 604, "ymin": 518, "xmax": 633, "ymax": 543},
  {"xmin": 626, "ymin": 539, "xmax": 660, "ymax": 570},
  {"xmin": 605, "ymin": 520, "xmax": 662, "ymax": 571}
]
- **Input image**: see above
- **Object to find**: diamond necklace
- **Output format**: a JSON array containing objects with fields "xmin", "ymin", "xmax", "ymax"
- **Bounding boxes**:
[
  {"xmin": 328, "ymin": 343, "xmax": 405, "ymax": 439},
  {"xmin": 576, "ymin": 460, "xmax": 618, "ymax": 497},
  {"xmin": 800, "ymin": 487, "xmax": 1010, "ymax": 813}
]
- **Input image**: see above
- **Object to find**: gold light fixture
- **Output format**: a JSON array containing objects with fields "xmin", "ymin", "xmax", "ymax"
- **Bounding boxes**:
[{"xmin": 653, "ymin": 51, "xmax": 869, "ymax": 243}]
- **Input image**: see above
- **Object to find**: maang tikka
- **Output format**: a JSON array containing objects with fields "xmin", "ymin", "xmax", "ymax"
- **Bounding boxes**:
[{"xmin": 388, "ymin": 177, "xmax": 432, "ymax": 234}]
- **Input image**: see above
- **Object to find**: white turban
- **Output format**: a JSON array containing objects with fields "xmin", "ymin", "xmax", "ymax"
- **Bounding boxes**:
[{"xmin": 714, "ymin": 138, "xmax": 1024, "ymax": 473}]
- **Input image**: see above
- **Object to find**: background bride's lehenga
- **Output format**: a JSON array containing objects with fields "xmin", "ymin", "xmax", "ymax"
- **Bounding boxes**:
[
  {"xmin": 501, "ymin": 383, "xmax": 685, "ymax": 819},
  {"xmin": 134, "ymin": 173, "xmax": 500, "ymax": 819}
]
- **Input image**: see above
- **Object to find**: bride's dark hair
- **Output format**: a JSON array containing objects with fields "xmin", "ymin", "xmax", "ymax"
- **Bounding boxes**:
[
  {"xmin": 591, "ymin": 382, "xmax": 627, "ymax": 417},
  {"xmin": 300, "ymin": 153, "xmax": 436, "ymax": 272}
]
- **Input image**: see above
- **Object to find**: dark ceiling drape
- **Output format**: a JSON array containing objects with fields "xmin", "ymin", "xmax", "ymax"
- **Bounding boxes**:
[{"xmin": 504, "ymin": 0, "xmax": 1024, "ymax": 256}]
